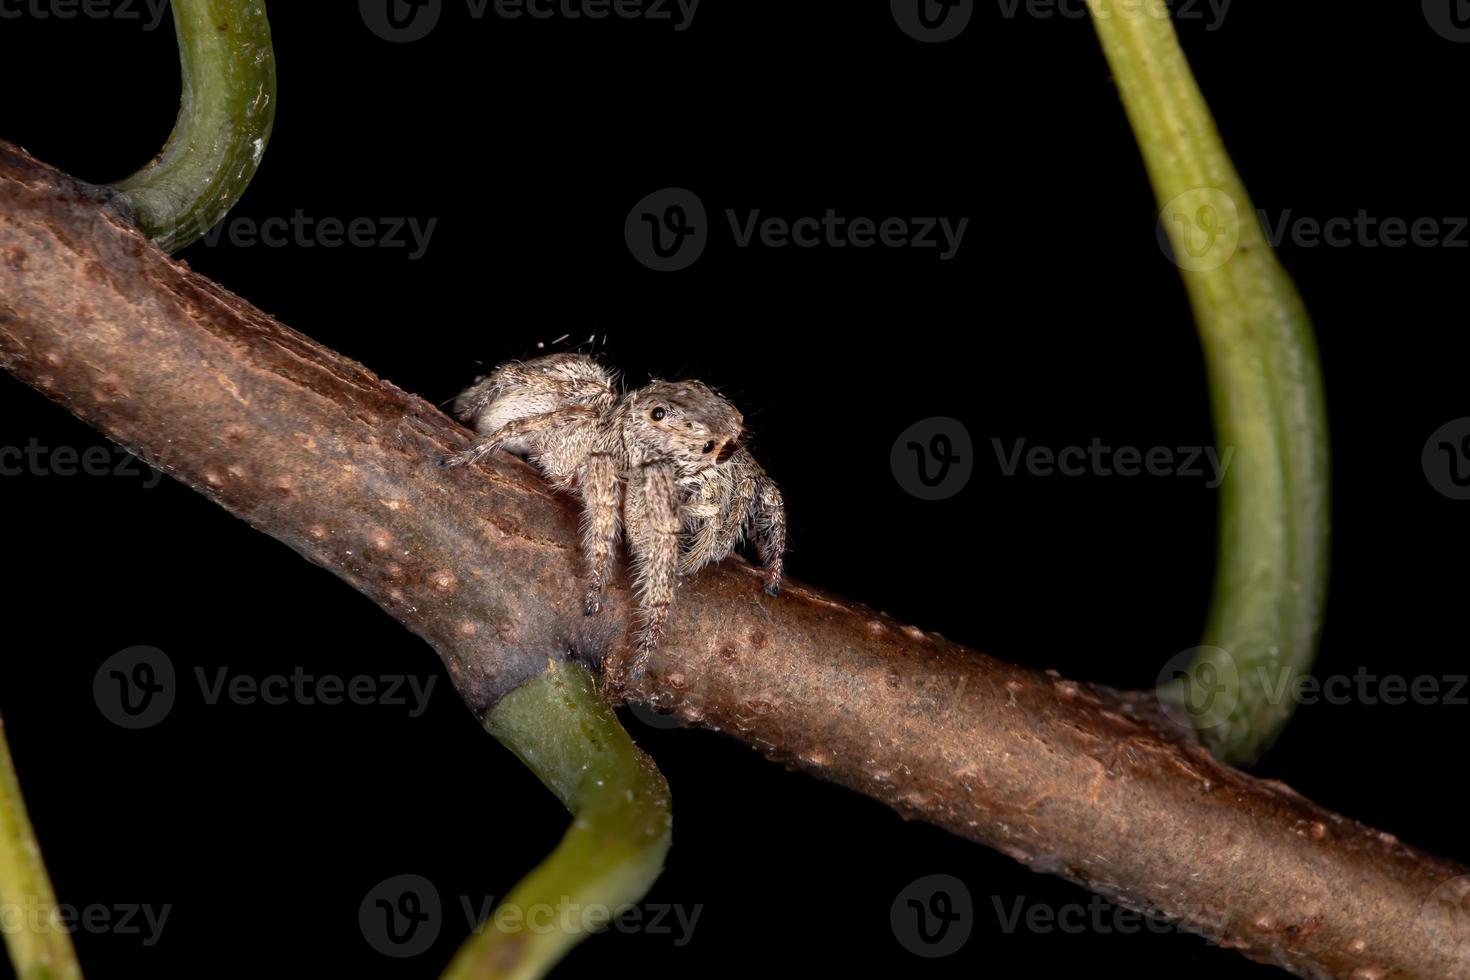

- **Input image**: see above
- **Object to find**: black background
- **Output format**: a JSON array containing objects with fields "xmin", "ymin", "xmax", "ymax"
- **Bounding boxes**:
[{"xmin": 2, "ymin": 1, "xmax": 1467, "ymax": 976}]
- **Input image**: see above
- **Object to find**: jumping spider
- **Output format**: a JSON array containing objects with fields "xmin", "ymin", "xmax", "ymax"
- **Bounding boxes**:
[{"xmin": 440, "ymin": 352, "xmax": 786, "ymax": 666}]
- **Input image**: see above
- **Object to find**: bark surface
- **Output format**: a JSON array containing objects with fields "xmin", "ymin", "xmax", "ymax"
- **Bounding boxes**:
[{"xmin": 3, "ymin": 142, "xmax": 1466, "ymax": 978}]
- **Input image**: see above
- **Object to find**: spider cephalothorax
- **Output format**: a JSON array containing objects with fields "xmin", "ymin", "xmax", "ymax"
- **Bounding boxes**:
[
  {"xmin": 620, "ymin": 380, "xmax": 745, "ymax": 474},
  {"xmin": 440, "ymin": 352, "xmax": 785, "ymax": 668}
]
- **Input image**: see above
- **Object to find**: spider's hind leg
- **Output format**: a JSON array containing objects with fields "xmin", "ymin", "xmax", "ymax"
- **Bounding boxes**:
[{"xmin": 438, "ymin": 404, "xmax": 598, "ymax": 469}]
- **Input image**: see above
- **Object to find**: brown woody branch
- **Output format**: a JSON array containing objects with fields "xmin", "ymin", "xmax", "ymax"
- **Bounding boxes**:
[{"xmin": 2, "ymin": 141, "xmax": 1466, "ymax": 978}]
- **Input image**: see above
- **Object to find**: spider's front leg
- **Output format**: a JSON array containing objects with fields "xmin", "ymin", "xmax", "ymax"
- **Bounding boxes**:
[
  {"xmin": 678, "ymin": 473, "xmax": 734, "ymax": 577},
  {"xmin": 577, "ymin": 443, "xmax": 622, "ymax": 615},
  {"xmin": 627, "ymin": 459, "xmax": 681, "ymax": 668},
  {"xmin": 751, "ymin": 477, "xmax": 786, "ymax": 596}
]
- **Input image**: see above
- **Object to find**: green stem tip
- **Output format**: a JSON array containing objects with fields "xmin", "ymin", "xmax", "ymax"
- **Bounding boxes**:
[
  {"xmin": 443, "ymin": 660, "xmax": 672, "ymax": 980},
  {"xmin": 112, "ymin": 0, "xmax": 276, "ymax": 253},
  {"xmin": 0, "ymin": 712, "xmax": 83, "ymax": 980},
  {"xmin": 1085, "ymin": 1, "xmax": 1331, "ymax": 765}
]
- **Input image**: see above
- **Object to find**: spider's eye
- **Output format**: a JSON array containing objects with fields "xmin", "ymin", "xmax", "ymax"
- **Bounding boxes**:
[
  {"xmin": 702, "ymin": 441, "xmax": 716, "ymax": 455},
  {"xmin": 651, "ymin": 408, "xmax": 666, "ymax": 421}
]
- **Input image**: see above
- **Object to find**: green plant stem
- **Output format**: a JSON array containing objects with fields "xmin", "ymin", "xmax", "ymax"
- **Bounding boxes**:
[
  {"xmin": 0, "ymin": 712, "xmax": 82, "ymax": 980},
  {"xmin": 1085, "ymin": 1, "xmax": 1330, "ymax": 764},
  {"xmin": 443, "ymin": 661, "xmax": 672, "ymax": 980},
  {"xmin": 113, "ymin": 0, "xmax": 276, "ymax": 252}
]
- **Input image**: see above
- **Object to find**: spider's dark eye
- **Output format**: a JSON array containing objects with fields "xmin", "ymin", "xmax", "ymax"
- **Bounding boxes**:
[
  {"xmin": 702, "ymin": 441, "xmax": 716, "ymax": 455},
  {"xmin": 651, "ymin": 408, "xmax": 666, "ymax": 421}
]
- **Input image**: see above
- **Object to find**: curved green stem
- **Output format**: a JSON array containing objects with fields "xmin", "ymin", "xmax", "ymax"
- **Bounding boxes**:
[
  {"xmin": 113, "ymin": 0, "xmax": 276, "ymax": 252},
  {"xmin": 1085, "ymin": 1, "xmax": 1330, "ymax": 764},
  {"xmin": 443, "ymin": 661, "xmax": 672, "ymax": 980},
  {"xmin": 0, "ymin": 712, "xmax": 82, "ymax": 980}
]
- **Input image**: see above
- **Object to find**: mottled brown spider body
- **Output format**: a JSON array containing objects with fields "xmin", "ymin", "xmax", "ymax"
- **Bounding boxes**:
[
  {"xmin": 447, "ymin": 352, "xmax": 618, "ymax": 490},
  {"xmin": 441, "ymin": 353, "xmax": 785, "ymax": 668}
]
